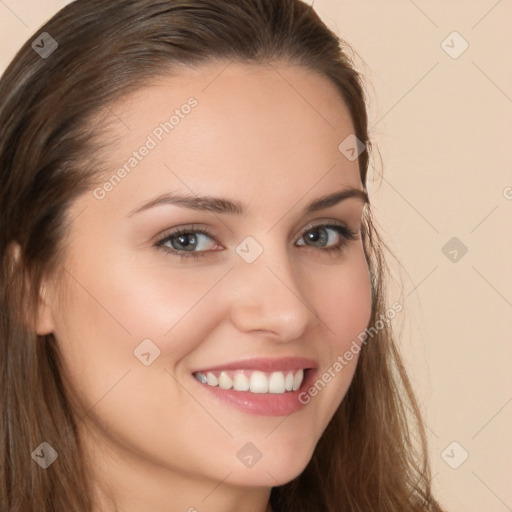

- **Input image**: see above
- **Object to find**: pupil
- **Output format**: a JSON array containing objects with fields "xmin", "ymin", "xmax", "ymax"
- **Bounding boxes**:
[
  {"xmin": 306, "ymin": 228, "xmax": 327, "ymax": 246},
  {"xmin": 175, "ymin": 233, "xmax": 196, "ymax": 251}
]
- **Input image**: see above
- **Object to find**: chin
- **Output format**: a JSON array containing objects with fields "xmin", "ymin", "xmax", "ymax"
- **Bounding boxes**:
[{"xmin": 226, "ymin": 444, "xmax": 316, "ymax": 488}]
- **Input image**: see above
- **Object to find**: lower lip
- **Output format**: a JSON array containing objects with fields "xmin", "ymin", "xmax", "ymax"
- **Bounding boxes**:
[{"xmin": 192, "ymin": 369, "xmax": 317, "ymax": 416}]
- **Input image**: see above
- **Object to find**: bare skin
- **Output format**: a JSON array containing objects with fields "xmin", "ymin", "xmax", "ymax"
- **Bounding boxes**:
[{"xmin": 35, "ymin": 61, "xmax": 372, "ymax": 512}]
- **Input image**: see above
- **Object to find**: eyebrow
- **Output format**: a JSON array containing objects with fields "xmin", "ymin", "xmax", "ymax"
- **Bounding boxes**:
[{"xmin": 126, "ymin": 187, "xmax": 369, "ymax": 217}]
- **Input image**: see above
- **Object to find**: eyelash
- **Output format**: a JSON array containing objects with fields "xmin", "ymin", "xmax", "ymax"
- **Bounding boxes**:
[{"xmin": 154, "ymin": 221, "xmax": 358, "ymax": 261}]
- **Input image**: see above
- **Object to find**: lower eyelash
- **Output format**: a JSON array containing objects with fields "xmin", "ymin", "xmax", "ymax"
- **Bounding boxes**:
[{"xmin": 156, "ymin": 223, "xmax": 358, "ymax": 260}]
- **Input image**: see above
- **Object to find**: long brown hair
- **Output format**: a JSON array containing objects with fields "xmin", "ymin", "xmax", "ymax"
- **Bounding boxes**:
[{"xmin": 0, "ymin": 1, "xmax": 444, "ymax": 510}]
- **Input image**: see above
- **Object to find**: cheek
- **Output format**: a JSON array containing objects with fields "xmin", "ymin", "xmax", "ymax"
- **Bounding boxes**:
[
  {"xmin": 51, "ymin": 253, "xmax": 229, "ymax": 402},
  {"xmin": 299, "ymin": 246, "xmax": 372, "ymax": 419},
  {"xmin": 111, "ymin": 258, "xmax": 230, "ymax": 339},
  {"xmin": 312, "ymin": 246, "xmax": 373, "ymax": 350},
  {"xmin": 51, "ymin": 258, "xmax": 236, "ymax": 474},
  {"xmin": 63, "ymin": 256, "xmax": 229, "ymax": 346}
]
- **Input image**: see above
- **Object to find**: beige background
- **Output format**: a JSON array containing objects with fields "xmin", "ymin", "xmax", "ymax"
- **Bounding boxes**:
[{"xmin": 1, "ymin": 1, "xmax": 511, "ymax": 510}]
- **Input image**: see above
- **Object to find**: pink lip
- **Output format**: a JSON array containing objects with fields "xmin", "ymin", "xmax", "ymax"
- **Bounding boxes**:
[{"xmin": 191, "ymin": 356, "xmax": 317, "ymax": 374}]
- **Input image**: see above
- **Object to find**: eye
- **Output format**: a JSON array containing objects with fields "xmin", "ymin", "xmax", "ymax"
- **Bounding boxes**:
[
  {"xmin": 296, "ymin": 221, "xmax": 358, "ymax": 254},
  {"xmin": 154, "ymin": 221, "xmax": 358, "ymax": 261},
  {"xmin": 155, "ymin": 224, "xmax": 222, "ymax": 260}
]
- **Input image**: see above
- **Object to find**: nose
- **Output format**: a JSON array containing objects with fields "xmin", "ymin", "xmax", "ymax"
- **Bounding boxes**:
[{"xmin": 227, "ymin": 244, "xmax": 320, "ymax": 342}]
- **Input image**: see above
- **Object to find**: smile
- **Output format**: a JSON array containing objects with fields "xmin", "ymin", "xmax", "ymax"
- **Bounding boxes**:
[{"xmin": 193, "ymin": 369, "xmax": 305, "ymax": 394}]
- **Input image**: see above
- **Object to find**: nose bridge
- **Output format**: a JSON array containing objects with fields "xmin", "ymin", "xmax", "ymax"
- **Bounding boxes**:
[{"xmin": 228, "ymin": 236, "xmax": 318, "ymax": 340}]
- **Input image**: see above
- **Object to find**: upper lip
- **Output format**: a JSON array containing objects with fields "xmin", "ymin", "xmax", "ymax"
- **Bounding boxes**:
[{"xmin": 192, "ymin": 357, "xmax": 318, "ymax": 373}]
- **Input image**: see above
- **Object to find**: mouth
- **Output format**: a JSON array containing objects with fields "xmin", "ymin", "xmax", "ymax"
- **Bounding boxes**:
[
  {"xmin": 190, "ymin": 357, "xmax": 317, "ymax": 416},
  {"xmin": 193, "ymin": 368, "xmax": 307, "ymax": 394}
]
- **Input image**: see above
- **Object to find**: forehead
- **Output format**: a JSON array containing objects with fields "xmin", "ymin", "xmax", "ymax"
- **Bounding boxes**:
[{"xmin": 82, "ymin": 61, "xmax": 362, "ymax": 217}]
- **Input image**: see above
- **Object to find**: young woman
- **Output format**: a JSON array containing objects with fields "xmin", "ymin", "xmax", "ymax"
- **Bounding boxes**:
[{"xmin": 0, "ymin": 1, "xmax": 445, "ymax": 511}]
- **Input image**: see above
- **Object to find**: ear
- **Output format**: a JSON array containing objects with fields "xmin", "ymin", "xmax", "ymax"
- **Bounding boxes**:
[
  {"xmin": 8, "ymin": 241, "xmax": 56, "ymax": 335},
  {"xmin": 36, "ymin": 280, "xmax": 56, "ymax": 335}
]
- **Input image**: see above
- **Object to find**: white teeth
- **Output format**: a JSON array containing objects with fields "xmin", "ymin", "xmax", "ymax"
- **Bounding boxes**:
[
  {"xmin": 292, "ymin": 369, "xmax": 304, "ymax": 391},
  {"xmin": 250, "ymin": 371, "xmax": 269, "ymax": 393},
  {"xmin": 194, "ymin": 369, "xmax": 306, "ymax": 394},
  {"xmin": 268, "ymin": 371, "xmax": 285, "ymax": 393},
  {"xmin": 206, "ymin": 372, "xmax": 218, "ymax": 386},
  {"xmin": 233, "ymin": 372, "xmax": 250, "ymax": 391},
  {"xmin": 285, "ymin": 372, "xmax": 294, "ymax": 391},
  {"xmin": 218, "ymin": 372, "xmax": 233, "ymax": 390}
]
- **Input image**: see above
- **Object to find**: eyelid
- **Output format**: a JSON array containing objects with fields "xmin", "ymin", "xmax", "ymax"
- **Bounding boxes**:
[
  {"xmin": 154, "ymin": 223, "xmax": 220, "ymax": 244},
  {"xmin": 299, "ymin": 218, "xmax": 354, "ymax": 235},
  {"xmin": 154, "ymin": 219, "xmax": 354, "ymax": 242}
]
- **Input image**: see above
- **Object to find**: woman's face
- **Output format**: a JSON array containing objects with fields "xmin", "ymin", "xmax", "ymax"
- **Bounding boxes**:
[{"xmin": 38, "ymin": 61, "xmax": 372, "ymax": 507}]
